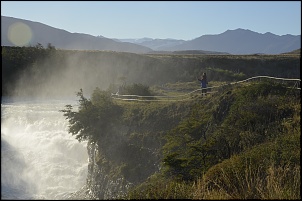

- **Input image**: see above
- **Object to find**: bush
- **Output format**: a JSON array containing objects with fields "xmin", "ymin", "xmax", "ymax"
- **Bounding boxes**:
[
  {"xmin": 202, "ymin": 132, "xmax": 300, "ymax": 199},
  {"xmin": 60, "ymin": 88, "xmax": 122, "ymax": 143}
]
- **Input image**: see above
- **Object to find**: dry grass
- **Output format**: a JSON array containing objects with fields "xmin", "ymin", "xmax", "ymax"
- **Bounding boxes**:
[
  {"xmin": 124, "ymin": 162, "xmax": 300, "ymax": 199},
  {"xmin": 192, "ymin": 163, "xmax": 300, "ymax": 199},
  {"xmin": 258, "ymin": 164, "xmax": 300, "ymax": 199}
]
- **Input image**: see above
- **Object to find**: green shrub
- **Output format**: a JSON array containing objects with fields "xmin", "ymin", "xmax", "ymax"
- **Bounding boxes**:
[
  {"xmin": 203, "ymin": 131, "xmax": 300, "ymax": 199},
  {"xmin": 60, "ymin": 88, "xmax": 122, "ymax": 142}
]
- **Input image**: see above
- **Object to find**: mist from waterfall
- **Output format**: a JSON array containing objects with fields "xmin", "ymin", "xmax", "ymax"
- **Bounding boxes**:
[
  {"xmin": 1, "ymin": 47, "xmax": 157, "ymax": 199},
  {"xmin": 1, "ymin": 99, "xmax": 88, "ymax": 199}
]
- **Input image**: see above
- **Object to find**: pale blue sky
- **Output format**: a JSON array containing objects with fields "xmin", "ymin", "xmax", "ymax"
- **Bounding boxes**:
[{"xmin": 1, "ymin": 1, "xmax": 301, "ymax": 40}]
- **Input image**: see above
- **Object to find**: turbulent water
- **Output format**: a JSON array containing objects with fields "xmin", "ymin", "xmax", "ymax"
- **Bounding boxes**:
[{"xmin": 1, "ymin": 99, "xmax": 88, "ymax": 200}]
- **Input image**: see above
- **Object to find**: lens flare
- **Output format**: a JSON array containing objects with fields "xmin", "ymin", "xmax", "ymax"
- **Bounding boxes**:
[{"xmin": 8, "ymin": 22, "xmax": 33, "ymax": 46}]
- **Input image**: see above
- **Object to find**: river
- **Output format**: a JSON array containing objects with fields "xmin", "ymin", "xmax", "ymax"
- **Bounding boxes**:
[{"xmin": 1, "ymin": 99, "xmax": 88, "ymax": 199}]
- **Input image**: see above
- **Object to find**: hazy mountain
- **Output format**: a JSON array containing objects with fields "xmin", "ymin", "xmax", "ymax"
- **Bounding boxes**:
[
  {"xmin": 115, "ymin": 29, "xmax": 300, "ymax": 54},
  {"xmin": 2, "ymin": 16, "xmax": 300, "ymax": 55},
  {"xmin": 1, "ymin": 16, "xmax": 152, "ymax": 53},
  {"xmin": 114, "ymin": 38, "xmax": 186, "ymax": 50},
  {"xmin": 148, "ymin": 50, "xmax": 230, "ymax": 55},
  {"xmin": 112, "ymin": 37, "xmax": 154, "ymax": 43},
  {"xmin": 281, "ymin": 48, "xmax": 300, "ymax": 54},
  {"xmin": 156, "ymin": 28, "xmax": 300, "ymax": 54}
]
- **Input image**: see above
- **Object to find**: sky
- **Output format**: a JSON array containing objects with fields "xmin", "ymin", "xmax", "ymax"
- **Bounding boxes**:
[{"xmin": 1, "ymin": 1, "xmax": 301, "ymax": 40}]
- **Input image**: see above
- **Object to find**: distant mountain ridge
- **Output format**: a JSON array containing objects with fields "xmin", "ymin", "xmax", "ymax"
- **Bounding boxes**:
[
  {"xmin": 165, "ymin": 28, "xmax": 301, "ymax": 54},
  {"xmin": 115, "ymin": 28, "xmax": 300, "ymax": 54},
  {"xmin": 1, "ymin": 16, "xmax": 152, "ymax": 54},
  {"xmin": 1, "ymin": 16, "xmax": 300, "ymax": 54},
  {"xmin": 114, "ymin": 38, "xmax": 186, "ymax": 51}
]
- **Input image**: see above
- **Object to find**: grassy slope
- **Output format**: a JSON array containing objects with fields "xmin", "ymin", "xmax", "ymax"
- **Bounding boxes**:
[{"xmin": 119, "ymin": 81, "xmax": 300, "ymax": 199}]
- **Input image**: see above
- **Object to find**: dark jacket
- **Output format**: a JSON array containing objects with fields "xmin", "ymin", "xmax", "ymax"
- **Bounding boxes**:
[{"xmin": 198, "ymin": 77, "xmax": 207, "ymax": 88}]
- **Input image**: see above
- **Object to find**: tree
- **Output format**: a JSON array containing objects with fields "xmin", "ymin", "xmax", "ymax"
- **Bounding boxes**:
[{"xmin": 60, "ymin": 88, "xmax": 122, "ymax": 143}]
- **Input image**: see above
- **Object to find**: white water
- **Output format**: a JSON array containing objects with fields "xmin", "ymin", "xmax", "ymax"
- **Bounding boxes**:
[{"xmin": 1, "ymin": 100, "xmax": 88, "ymax": 199}]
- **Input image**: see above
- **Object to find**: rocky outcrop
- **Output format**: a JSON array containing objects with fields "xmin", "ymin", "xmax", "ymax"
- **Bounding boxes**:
[
  {"xmin": 85, "ymin": 142, "xmax": 134, "ymax": 199},
  {"xmin": 66, "ymin": 99, "xmax": 194, "ymax": 199},
  {"xmin": 67, "ymin": 141, "xmax": 135, "ymax": 200}
]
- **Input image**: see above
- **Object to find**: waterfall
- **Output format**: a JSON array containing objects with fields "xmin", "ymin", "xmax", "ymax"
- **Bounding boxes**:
[{"xmin": 1, "ymin": 99, "xmax": 88, "ymax": 200}]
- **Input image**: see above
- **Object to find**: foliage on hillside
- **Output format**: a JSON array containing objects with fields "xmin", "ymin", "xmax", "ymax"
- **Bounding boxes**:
[
  {"xmin": 2, "ymin": 44, "xmax": 57, "ymax": 96},
  {"xmin": 161, "ymin": 81, "xmax": 298, "ymax": 180},
  {"xmin": 61, "ymin": 79, "xmax": 300, "ymax": 199},
  {"xmin": 60, "ymin": 83, "xmax": 194, "ymax": 184},
  {"xmin": 60, "ymin": 88, "xmax": 123, "ymax": 142},
  {"xmin": 2, "ymin": 45, "xmax": 300, "ymax": 98},
  {"xmin": 122, "ymin": 82, "xmax": 300, "ymax": 199}
]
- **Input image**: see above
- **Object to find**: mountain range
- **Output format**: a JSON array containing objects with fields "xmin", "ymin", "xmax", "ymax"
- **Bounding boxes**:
[{"xmin": 1, "ymin": 16, "xmax": 300, "ymax": 54}]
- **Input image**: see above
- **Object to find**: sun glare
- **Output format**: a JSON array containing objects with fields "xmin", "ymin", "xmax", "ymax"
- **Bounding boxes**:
[{"xmin": 8, "ymin": 22, "xmax": 33, "ymax": 46}]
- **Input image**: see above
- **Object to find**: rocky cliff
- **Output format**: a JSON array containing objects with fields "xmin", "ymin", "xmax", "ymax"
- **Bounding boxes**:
[
  {"xmin": 68, "ymin": 141, "xmax": 134, "ymax": 200},
  {"xmin": 85, "ymin": 142, "xmax": 133, "ymax": 199},
  {"xmin": 66, "ymin": 100, "xmax": 192, "ymax": 199}
]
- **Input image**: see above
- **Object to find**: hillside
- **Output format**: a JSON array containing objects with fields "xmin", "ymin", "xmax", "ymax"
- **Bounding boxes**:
[
  {"xmin": 2, "ymin": 46, "xmax": 300, "ymax": 100},
  {"xmin": 64, "ymin": 80, "xmax": 300, "ymax": 199},
  {"xmin": 281, "ymin": 48, "xmax": 301, "ymax": 55},
  {"xmin": 152, "ymin": 29, "xmax": 301, "ymax": 54},
  {"xmin": 114, "ymin": 29, "xmax": 301, "ymax": 54},
  {"xmin": 2, "ymin": 16, "xmax": 300, "ymax": 55},
  {"xmin": 1, "ymin": 16, "xmax": 152, "ymax": 53},
  {"xmin": 148, "ymin": 49, "xmax": 230, "ymax": 55}
]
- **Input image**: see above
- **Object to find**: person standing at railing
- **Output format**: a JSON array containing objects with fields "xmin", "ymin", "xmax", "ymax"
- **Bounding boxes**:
[{"xmin": 197, "ymin": 72, "xmax": 208, "ymax": 96}]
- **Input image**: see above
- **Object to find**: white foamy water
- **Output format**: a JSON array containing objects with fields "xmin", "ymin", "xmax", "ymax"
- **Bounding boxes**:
[{"xmin": 1, "ymin": 100, "xmax": 88, "ymax": 200}]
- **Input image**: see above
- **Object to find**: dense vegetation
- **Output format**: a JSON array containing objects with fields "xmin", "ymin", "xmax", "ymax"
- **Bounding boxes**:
[
  {"xmin": 60, "ymin": 80, "xmax": 300, "ymax": 199},
  {"xmin": 2, "ymin": 44, "xmax": 57, "ymax": 96},
  {"xmin": 2, "ymin": 45, "xmax": 300, "ymax": 199},
  {"xmin": 2, "ymin": 45, "xmax": 300, "ymax": 98}
]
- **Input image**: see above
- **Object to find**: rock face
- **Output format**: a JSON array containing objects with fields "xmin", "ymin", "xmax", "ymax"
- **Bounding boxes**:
[
  {"xmin": 67, "ymin": 141, "xmax": 135, "ymax": 200},
  {"xmin": 84, "ymin": 142, "xmax": 134, "ymax": 199}
]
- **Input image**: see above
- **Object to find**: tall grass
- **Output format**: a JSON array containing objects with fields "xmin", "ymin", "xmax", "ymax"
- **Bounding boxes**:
[
  {"xmin": 258, "ymin": 164, "xmax": 300, "ymax": 199},
  {"xmin": 193, "ymin": 163, "xmax": 300, "ymax": 199},
  {"xmin": 124, "ymin": 163, "xmax": 300, "ymax": 199}
]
